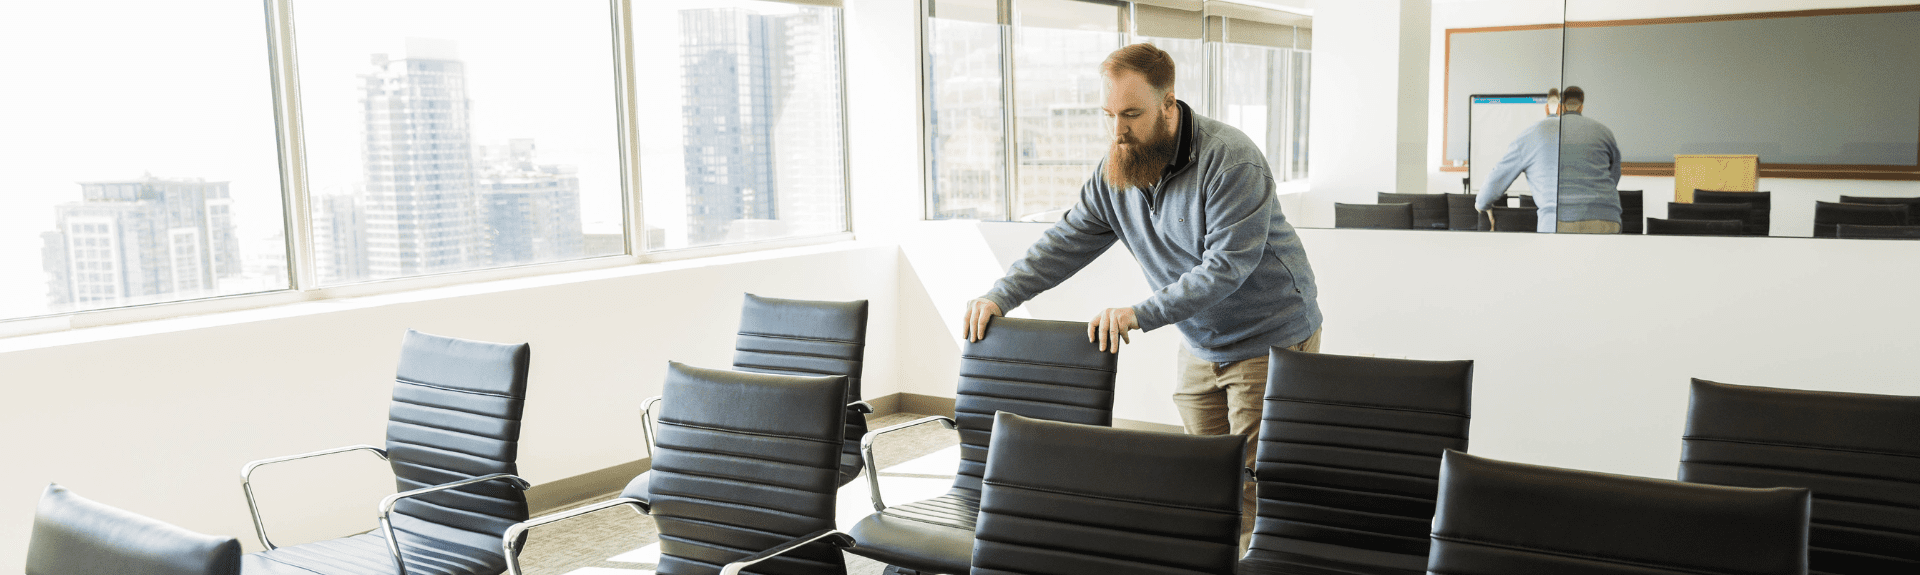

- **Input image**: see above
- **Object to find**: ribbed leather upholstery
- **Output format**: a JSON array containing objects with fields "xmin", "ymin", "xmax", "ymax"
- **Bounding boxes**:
[
  {"xmin": 1815, "ymin": 201, "xmax": 1909, "ymax": 238},
  {"xmin": 847, "ymin": 316, "xmax": 1119, "ymax": 574},
  {"xmin": 648, "ymin": 362, "xmax": 850, "ymax": 575},
  {"xmin": 1692, "ymin": 190, "xmax": 1772, "ymax": 236},
  {"xmin": 247, "ymin": 330, "xmax": 532, "ymax": 575},
  {"xmin": 1484, "ymin": 207, "xmax": 1535, "ymax": 232},
  {"xmin": 28, "ymin": 484, "xmax": 241, "ymax": 575},
  {"xmin": 1835, "ymin": 224, "xmax": 1920, "ymax": 239},
  {"xmin": 969, "ymin": 413, "xmax": 1244, "ymax": 575},
  {"xmin": 730, "ymin": 293, "xmax": 870, "ymax": 487},
  {"xmin": 1429, "ymin": 451, "xmax": 1811, "ymax": 575},
  {"xmin": 1377, "ymin": 193, "xmax": 1448, "ymax": 230},
  {"xmin": 1334, "ymin": 203, "xmax": 1414, "ymax": 230},
  {"xmin": 1837, "ymin": 195, "xmax": 1920, "ymax": 226},
  {"xmin": 1646, "ymin": 217, "xmax": 1745, "ymax": 236},
  {"xmin": 1680, "ymin": 379, "xmax": 1920, "ymax": 575},
  {"xmin": 1241, "ymin": 349, "xmax": 1472, "ymax": 575}
]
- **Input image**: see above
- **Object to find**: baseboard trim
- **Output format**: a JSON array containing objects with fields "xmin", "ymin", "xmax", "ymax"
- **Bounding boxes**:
[{"xmin": 524, "ymin": 391, "xmax": 1182, "ymax": 513}]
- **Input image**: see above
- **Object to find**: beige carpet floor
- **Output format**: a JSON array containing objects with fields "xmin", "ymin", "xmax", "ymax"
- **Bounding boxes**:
[{"xmin": 509, "ymin": 412, "xmax": 961, "ymax": 575}]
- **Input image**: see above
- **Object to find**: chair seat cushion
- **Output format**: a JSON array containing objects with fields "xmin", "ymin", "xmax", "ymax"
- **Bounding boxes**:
[
  {"xmin": 1240, "ymin": 538, "xmax": 1426, "ymax": 575},
  {"xmin": 242, "ymin": 529, "xmax": 500, "ymax": 575},
  {"xmin": 846, "ymin": 494, "xmax": 980, "ymax": 574}
]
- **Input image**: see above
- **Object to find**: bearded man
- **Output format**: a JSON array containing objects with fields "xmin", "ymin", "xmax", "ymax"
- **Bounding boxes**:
[{"xmin": 961, "ymin": 43, "xmax": 1323, "ymax": 544}]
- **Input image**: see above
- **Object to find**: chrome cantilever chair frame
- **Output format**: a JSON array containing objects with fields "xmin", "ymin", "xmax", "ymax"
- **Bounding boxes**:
[
  {"xmin": 501, "ymin": 497, "xmax": 652, "ymax": 575},
  {"xmin": 858, "ymin": 415, "xmax": 956, "ymax": 512},
  {"xmin": 241, "ymin": 446, "xmax": 530, "ymax": 575},
  {"xmin": 718, "ymin": 529, "xmax": 858, "ymax": 575},
  {"xmin": 641, "ymin": 395, "xmax": 874, "ymax": 461}
]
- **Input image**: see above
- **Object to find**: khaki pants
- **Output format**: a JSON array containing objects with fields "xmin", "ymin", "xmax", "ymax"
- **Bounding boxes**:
[
  {"xmin": 1558, "ymin": 219, "xmax": 1622, "ymax": 234},
  {"xmin": 1173, "ymin": 328, "xmax": 1322, "ymax": 546}
]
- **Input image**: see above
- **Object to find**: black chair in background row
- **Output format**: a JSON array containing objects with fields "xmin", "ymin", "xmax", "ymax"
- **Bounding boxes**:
[
  {"xmin": 1240, "ymin": 350, "xmax": 1474, "ymax": 575},
  {"xmin": 28, "ymin": 330, "xmax": 535, "ymax": 575},
  {"xmin": 1837, "ymin": 224, "xmax": 1920, "ymax": 239},
  {"xmin": 1443, "ymin": 193, "xmax": 1496, "ymax": 231},
  {"xmin": 1646, "ymin": 217, "xmax": 1746, "ymax": 236},
  {"xmin": 1484, "ymin": 206, "xmax": 1536, "ymax": 232},
  {"xmin": 1815, "ymin": 201, "xmax": 1909, "ymax": 238},
  {"xmin": 1680, "ymin": 379, "xmax": 1920, "ymax": 575},
  {"xmin": 729, "ymin": 294, "xmax": 872, "ymax": 487},
  {"xmin": 1428, "ymin": 451, "xmax": 1811, "ymax": 575},
  {"xmin": 1617, "ymin": 189, "xmax": 1644, "ymax": 234},
  {"xmin": 1377, "ymin": 193, "xmax": 1449, "ymax": 230},
  {"xmin": 1838, "ymin": 195, "xmax": 1920, "ymax": 226},
  {"xmin": 506, "ymin": 363, "xmax": 853, "ymax": 575},
  {"xmin": 1335, "ymin": 202, "xmax": 1414, "ymax": 230},
  {"xmin": 1693, "ymin": 190, "xmax": 1772, "ymax": 236},
  {"xmin": 846, "ymin": 316, "xmax": 1118, "ymax": 575},
  {"xmin": 1668, "ymin": 201, "xmax": 1756, "ymax": 234}
]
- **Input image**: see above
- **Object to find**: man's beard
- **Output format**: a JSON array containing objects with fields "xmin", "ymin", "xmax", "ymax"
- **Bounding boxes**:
[{"xmin": 1103, "ymin": 109, "xmax": 1178, "ymax": 191}]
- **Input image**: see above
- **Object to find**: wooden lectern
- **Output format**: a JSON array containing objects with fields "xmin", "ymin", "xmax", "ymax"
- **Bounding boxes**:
[{"xmin": 1674, "ymin": 154, "xmax": 1759, "ymax": 203}]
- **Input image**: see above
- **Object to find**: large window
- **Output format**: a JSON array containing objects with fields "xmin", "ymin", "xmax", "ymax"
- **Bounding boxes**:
[
  {"xmin": 925, "ymin": 0, "xmax": 1311, "ymax": 221},
  {"xmin": 0, "ymin": 0, "xmax": 288, "ymax": 321},
  {"xmin": 0, "ymin": 0, "xmax": 851, "ymax": 327}
]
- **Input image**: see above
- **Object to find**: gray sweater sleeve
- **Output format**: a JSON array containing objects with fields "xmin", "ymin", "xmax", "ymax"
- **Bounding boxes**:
[
  {"xmin": 1476, "ymin": 124, "xmax": 1538, "ymax": 211},
  {"xmin": 980, "ymin": 179, "xmax": 1119, "ymax": 313},
  {"xmin": 1131, "ymin": 163, "xmax": 1274, "ymax": 332}
]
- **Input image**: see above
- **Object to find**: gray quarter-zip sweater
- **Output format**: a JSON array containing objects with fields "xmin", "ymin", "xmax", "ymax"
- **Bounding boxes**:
[{"xmin": 981, "ymin": 101, "xmax": 1322, "ymax": 363}]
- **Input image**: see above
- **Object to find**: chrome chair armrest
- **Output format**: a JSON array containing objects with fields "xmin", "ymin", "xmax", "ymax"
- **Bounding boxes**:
[
  {"xmin": 639, "ymin": 395, "xmax": 664, "ymax": 460},
  {"xmin": 718, "ymin": 529, "xmax": 855, "ymax": 575},
  {"xmin": 376, "ymin": 473, "xmax": 531, "ymax": 575},
  {"xmin": 239, "ymin": 444, "xmax": 390, "ymax": 550},
  {"xmin": 860, "ymin": 415, "xmax": 956, "ymax": 512},
  {"xmin": 849, "ymin": 400, "xmax": 874, "ymax": 414},
  {"xmin": 501, "ymin": 496, "xmax": 650, "ymax": 575}
]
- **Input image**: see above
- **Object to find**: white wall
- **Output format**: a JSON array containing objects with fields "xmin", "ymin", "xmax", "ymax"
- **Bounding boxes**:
[
  {"xmin": 1301, "ymin": 0, "xmax": 1435, "ymax": 227},
  {"xmin": 0, "ymin": 244, "xmax": 902, "ymax": 570}
]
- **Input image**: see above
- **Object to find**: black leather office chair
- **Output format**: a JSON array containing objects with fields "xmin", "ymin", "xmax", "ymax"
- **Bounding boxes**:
[
  {"xmin": 1836, "ymin": 224, "xmax": 1920, "ymax": 239},
  {"xmin": 730, "ymin": 294, "xmax": 871, "ymax": 487},
  {"xmin": 1429, "ymin": 451, "xmax": 1811, "ymax": 575},
  {"xmin": 239, "ymin": 330, "xmax": 534, "ymax": 575},
  {"xmin": 1815, "ymin": 201, "xmax": 1909, "ymax": 238},
  {"xmin": 1335, "ymin": 203, "xmax": 1414, "ymax": 229},
  {"xmin": 847, "ymin": 316, "xmax": 1118, "ymax": 575},
  {"xmin": 1668, "ymin": 201, "xmax": 1755, "ymax": 234},
  {"xmin": 1377, "ymin": 193, "xmax": 1449, "ymax": 230},
  {"xmin": 1680, "ymin": 379, "xmax": 1920, "ymax": 575},
  {"xmin": 29, "ymin": 331, "xmax": 537, "ymax": 575},
  {"xmin": 1645, "ymin": 217, "xmax": 1745, "ymax": 236},
  {"xmin": 1485, "ymin": 206, "xmax": 1536, "ymax": 232},
  {"xmin": 28, "ymin": 484, "xmax": 242, "ymax": 575},
  {"xmin": 1617, "ymin": 189, "xmax": 1644, "ymax": 234},
  {"xmin": 1444, "ymin": 193, "xmax": 1502, "ymax": 231},
  {"xmin": 504, "ymin": 362, "xmax": 852, "ymax": 575},
  {"xmin": 968, "ymin": 413, "xmax": 1245, "ymax": 575},
  {"xmin": 1838, "ymin": 195, "xmax": 1920, "ymax": 227},
  {"xmin": 1693, "ymin": 190, "xmax": 1771, "ymax": 236},
  {"xmin": 1240, "ymin": 349, "xmax": 1472, "ymax": 575}
]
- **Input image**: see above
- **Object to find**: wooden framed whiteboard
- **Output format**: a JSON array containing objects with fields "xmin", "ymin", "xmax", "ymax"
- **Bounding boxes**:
[{"xmin": 1674, "ymin": 155, "xmax": 1758, "ymax": 203}]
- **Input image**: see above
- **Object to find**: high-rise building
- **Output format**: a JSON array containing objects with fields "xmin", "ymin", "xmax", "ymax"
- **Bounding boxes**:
[
  {"xmin": 477, "ymin": 139, "xmax": 584, "ymax": 265},
  {"xmin": 41, "ymin": 177, "xmax": 240, "ymax": 310},
  {"xmin": 359, "ymin": 38, "xmax": 478, "ymax": 278},
  {"xmin": 679, "ymin": 7, "xmax": 844, "ymax": 245},
  {"xmin": 311, "ymin": 191, "xmax": 370, "ymax": 283}
]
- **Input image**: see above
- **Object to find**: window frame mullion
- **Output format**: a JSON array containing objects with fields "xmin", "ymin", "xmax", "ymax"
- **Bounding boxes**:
[{"xmin": 262, "ymin": 0, "xmax": 317, "ymax": 291}]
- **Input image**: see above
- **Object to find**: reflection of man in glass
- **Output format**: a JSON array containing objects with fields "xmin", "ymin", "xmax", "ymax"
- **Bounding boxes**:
[
  {"xmin": 958, "ymin": 43, "xmax": 1323, "ymax": 545},
  {"xmin": 1476, "ymin": 86, "xmax": 1623, "ymax": 233}
]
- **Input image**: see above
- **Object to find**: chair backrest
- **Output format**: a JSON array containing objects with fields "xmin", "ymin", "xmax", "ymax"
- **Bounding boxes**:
[
  {"xmin": 28, "ymin": 484, "xmax": 241, "ymax": 575},
  {"xmin": 1335, "ymin": 202, "xmax": 1414, "ymax": 229},
  {"xmin": 1668, "ymin": 201, "xmax": 1754, "ymax": 227},
  {"xmin": 1692, "ymin": 190, "xmax": 1771, "ymax": 235},
  {"xmin": 1815, "ymin": 201, "xmax": 1909, "ymax": 237},
  {"xmin": 1681, "ymin": 379, "xmax": 1920, "ymax": 575},
  {"xmin": 1617, "ymin": 190, "xmax": 1644, "ymax": 234},
  {"xmin": 1430, "ymin": 451, "xmax": 1811, "ymax": 575},
  {"xmin": 948, "ymin": 316, "xmax": 1118, "ymax": 499},
  {"xmin": 1516, "ymin": 194, "xmax": 1535, "ymax": 208},
  {"xmin": 1837, "ymin": 224, "xmax": 1920, "ymax": 239},
  {"xmin": 1646, "ymin": 217, "xmax": 1745, "ymax": 236},
  {"xmin": 1838, "ymin": 195, "xmax": 1920, "ymax": 226},
  {"xmin": 386, "ymin": 329, "xmax": 533, "ymax": 560},
  {"xmin": 1485, "ymin": 206, "xmax": 1536, "ymax": 232},
  {"xmin": 731, "ymin": 293, "xmax": 870, "ymax": 486},
  {"xmin": 1247, "ymin": 349, "xmax": 1472, "ymax": 572},
  {"xmin": 969, "ymin": 413, "xmax": 1244, "ymax": 575},
  {"xmin": 650, "ymin": 362, "xmax": 850, "ymax": 575},
  {"xmin": 1377, "ymin": 193, "xmax": 1449, "ymax": 230},
  {"xmin": 1443, "ymin": 193, "xmax": 1496, "ymax": 231}
]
